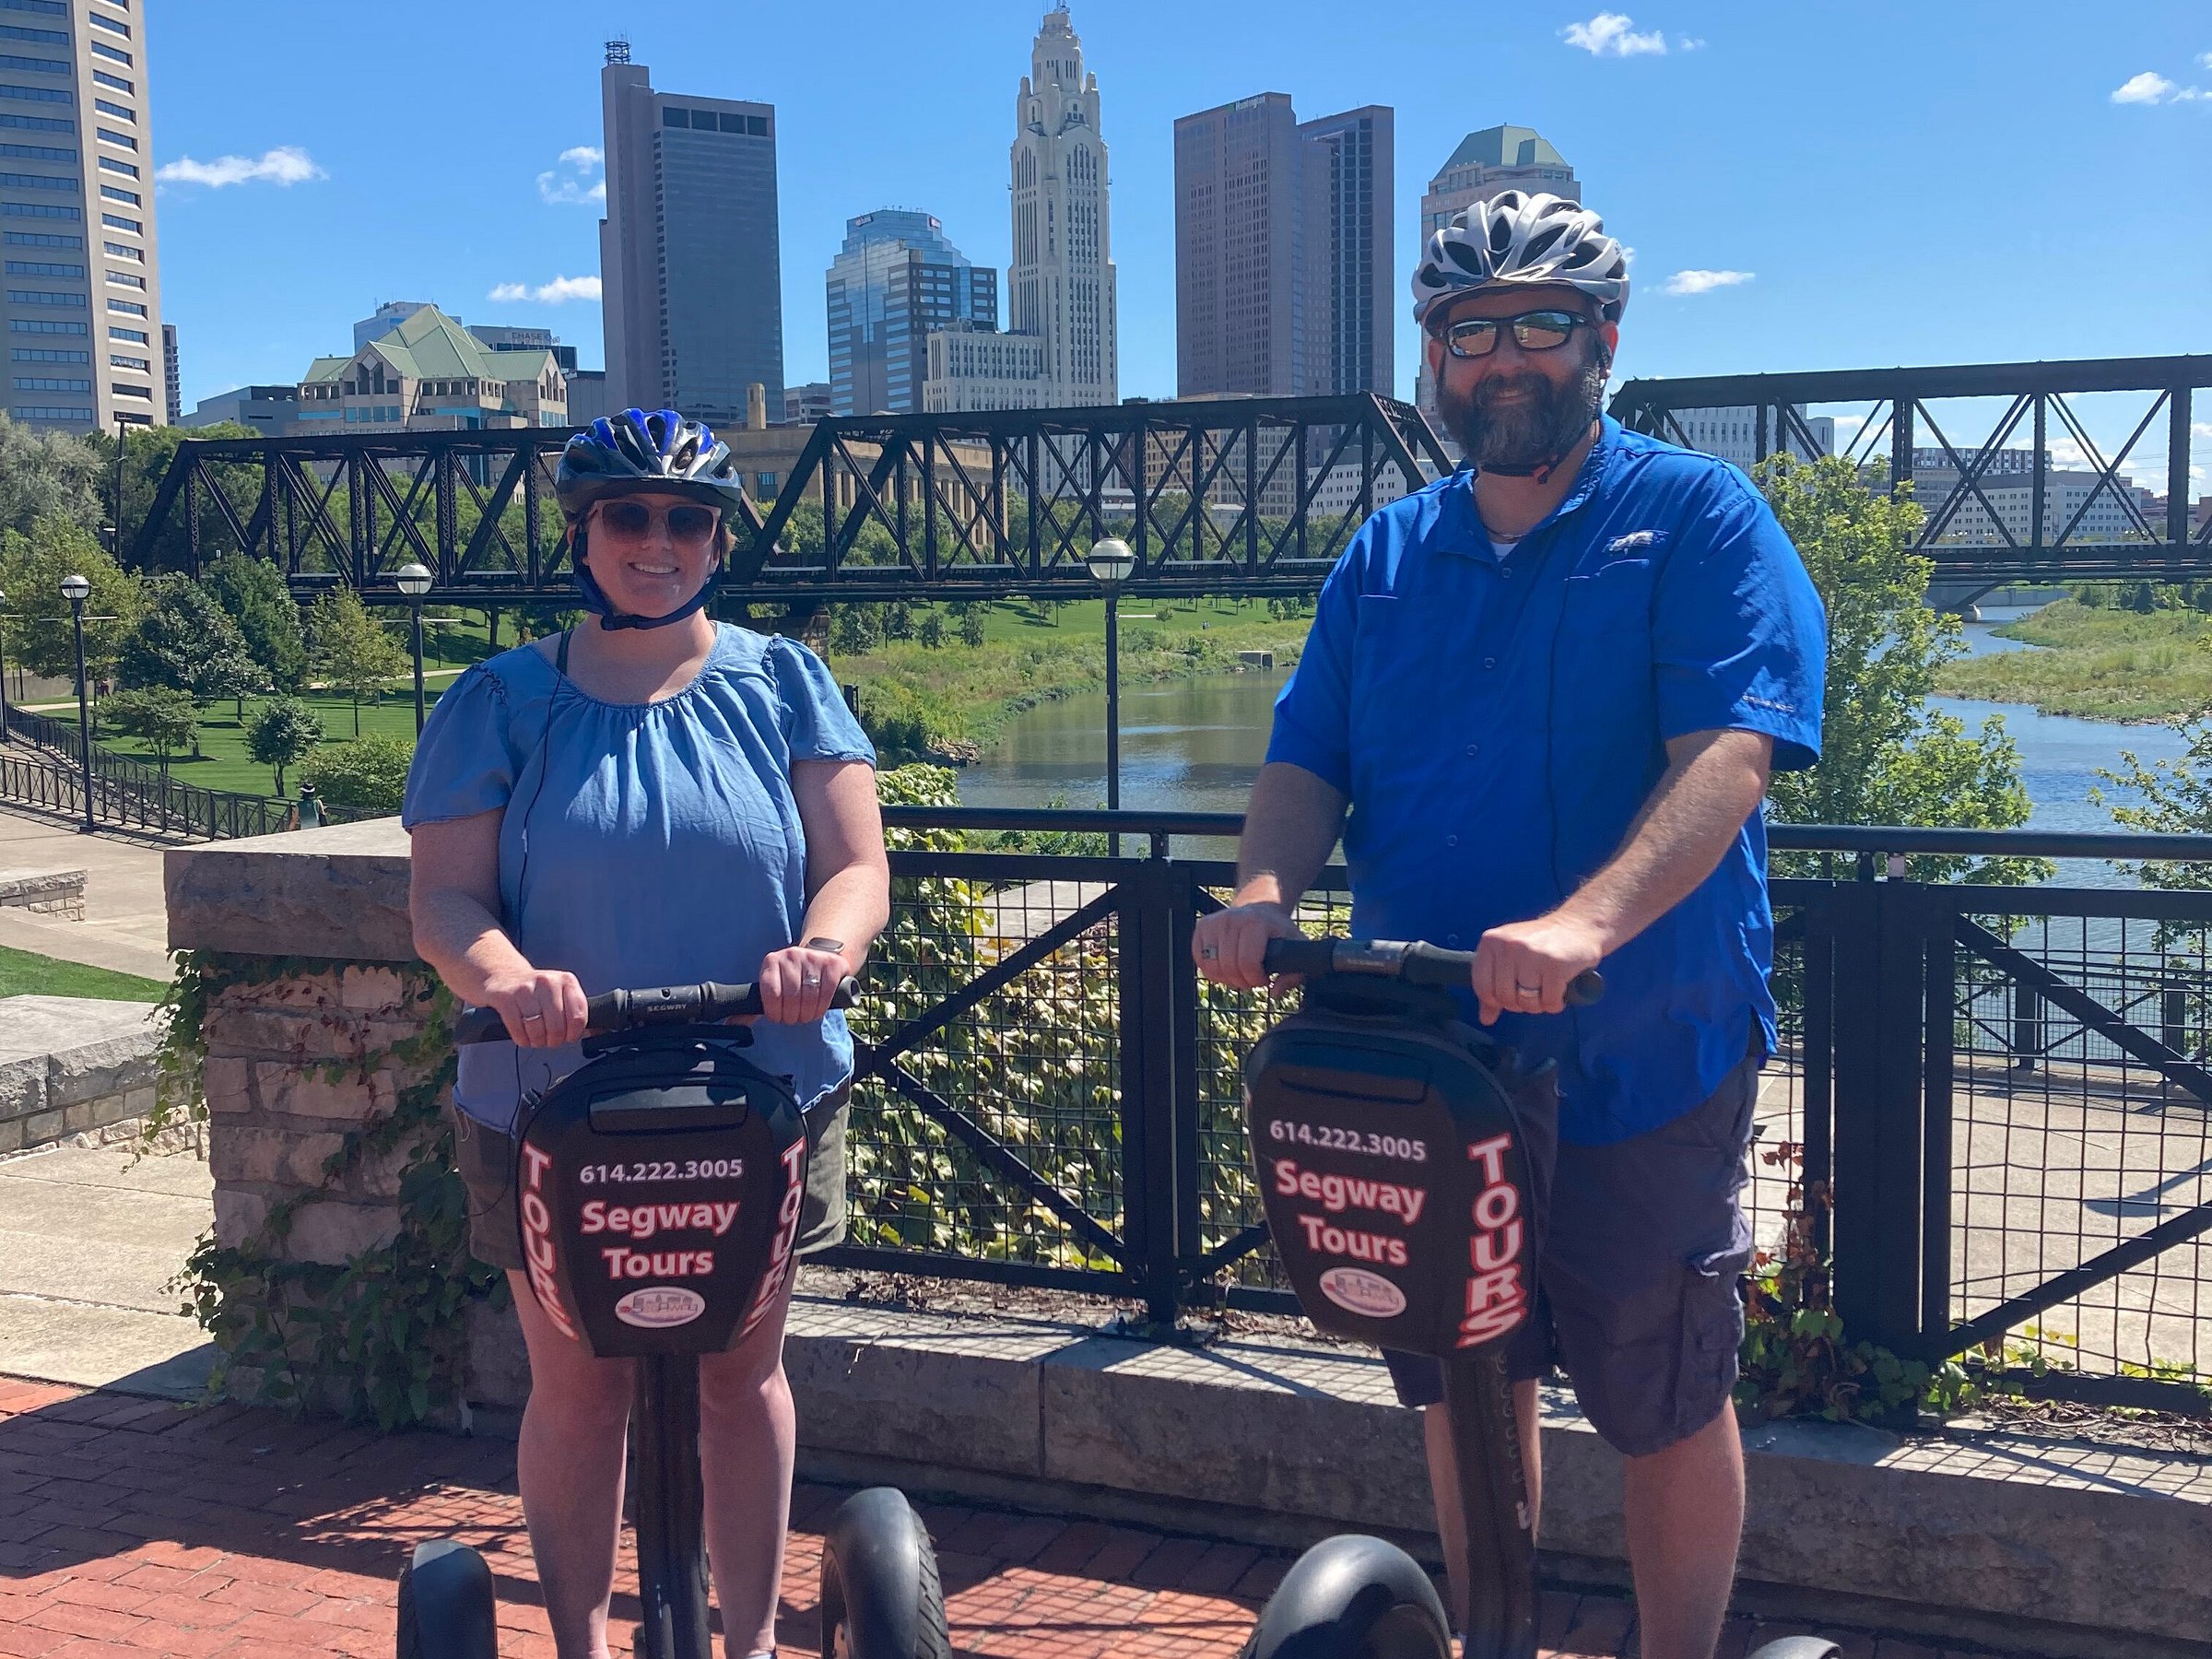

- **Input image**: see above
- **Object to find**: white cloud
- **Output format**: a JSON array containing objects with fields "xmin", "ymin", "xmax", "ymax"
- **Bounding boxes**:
[
  {"xmin": 2112, "ymin": 71, "xmax": 2177, "ymax": 103},
  {"xmin": 1663, "ymin": 268, "xmax": 1755, "ymax": 296},
  {"xmin": 537, "ymin": 145, "xmax": 606, "ymax": 206},
  {"xmin": 1561, "ymin": 12, "xmax": 1668, "ymax": 56},
  {"xmin": 487, "ymin": 276, "xmax": 602, "ymax": 304},
  {"xmin": 154, "ymin": 146, "xmax": 324, "ymax": 188},
  {"xmin": 2200, "ymin": 52, "xmax": 2212, "ymax": 70},
  {"xmin": 1677, "ymin": 35, "xmax": 1706, "ymax": 51}
]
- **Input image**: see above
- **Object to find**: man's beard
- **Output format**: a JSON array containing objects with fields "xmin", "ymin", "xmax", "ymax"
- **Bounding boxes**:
[{"xmin": 1439, "ymin": 343, "xmax": 1609, "ymax": 474}]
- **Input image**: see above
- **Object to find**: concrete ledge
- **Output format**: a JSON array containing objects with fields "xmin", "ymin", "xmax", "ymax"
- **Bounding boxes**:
[
  {"xmin": 165, "ymin": 818, "xmax": 414, "ymax": 963},
  {"xmin": 0, "ymin": 994, "xmax": 160, "ymax": 1154},
  {"xmin": 721, "ymin": 1294, "xmax": 2206, "ymax": 1658},
  {"xmin": 0, "ymin": 867, "xmax": 85, "ymax": 920}
]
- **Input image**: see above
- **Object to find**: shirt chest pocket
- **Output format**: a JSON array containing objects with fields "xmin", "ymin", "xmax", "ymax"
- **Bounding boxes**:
[
  {"xmin": 1559, "ymin": 557, "xmax": 1658, "ymax": 718},
  {"xmin": 1562, "ymin": 555, "xmax": 1655, "ymax": 633}
]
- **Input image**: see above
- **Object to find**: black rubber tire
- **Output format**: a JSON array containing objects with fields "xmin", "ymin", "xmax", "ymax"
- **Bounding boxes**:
[
  {"xmin": 1239, "ymin": 1535, "xmax": 1452, "ymax": 1659},
  {"xmin": 1746, "ymin": 1641, "xmax": 1844, "ymax": 1659},
  {"xmin": 395, "ymin": 1539, "xmax": 499, "ymax": 1659},
  {"xmin": 818, "ymin": 1488, "xmax": 950, "ymax": 1659}
]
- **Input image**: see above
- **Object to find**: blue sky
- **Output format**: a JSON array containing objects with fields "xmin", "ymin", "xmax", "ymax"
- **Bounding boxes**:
[{"xmin": 151, "ymin": 1, "xmax": 2207, "ymax": 475}]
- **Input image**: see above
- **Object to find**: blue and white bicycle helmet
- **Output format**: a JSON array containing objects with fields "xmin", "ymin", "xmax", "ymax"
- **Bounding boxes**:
[
  {"xmin": 1411, "ymin": 191, "xmax": 1630, "ymax": 327},
  {"xmin": 556, "ymin": 408, "xmax": 747, "ymax": 629}
]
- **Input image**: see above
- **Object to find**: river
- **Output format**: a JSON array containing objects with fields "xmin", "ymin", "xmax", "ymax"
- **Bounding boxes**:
[{"xmin": 958, "ymin": 606, "xmax": 2190, "ymax": 844}]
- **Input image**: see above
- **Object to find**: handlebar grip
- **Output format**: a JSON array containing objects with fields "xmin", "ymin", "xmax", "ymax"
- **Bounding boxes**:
[
  {"xmin": 451, "ymin": 976, "xmax": 860, "ymax": 1046},
  {"xmin": 1260, "ymin": 936, "xmax": 1341, "ymax": 979}
]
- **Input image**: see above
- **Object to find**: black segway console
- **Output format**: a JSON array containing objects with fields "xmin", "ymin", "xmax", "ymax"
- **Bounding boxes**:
[{"xmin": 399, "ymin": 981, "xmax": 950, "ymax": 1659}]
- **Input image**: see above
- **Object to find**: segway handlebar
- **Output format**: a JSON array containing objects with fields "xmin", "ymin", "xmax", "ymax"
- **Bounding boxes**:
[
  {"xmin": 452, "ymin": 978, "xmax": 860, "ymax": 1047},
  {"xmin": 1262, "ymin": 936, "xmax": 1604, "ymax": 1006}
]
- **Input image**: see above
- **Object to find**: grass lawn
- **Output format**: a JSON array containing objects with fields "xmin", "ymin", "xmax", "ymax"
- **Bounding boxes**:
[
  {"xmin": 95, "ymin": 685, "xmax": 451, "ymax": 798},
  {"xmin": 1934, "ymin": 601, "xmax": 2212, "ymax": 723},
  {"xmin": 0, "ymin": 943, "xmax": 167, "ymax": 1002}
]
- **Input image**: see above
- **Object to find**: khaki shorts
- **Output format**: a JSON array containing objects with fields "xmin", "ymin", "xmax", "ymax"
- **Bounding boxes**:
[{"xmin": 451, "ymin": 1082, "xmax": 853, "ymax": 1273}]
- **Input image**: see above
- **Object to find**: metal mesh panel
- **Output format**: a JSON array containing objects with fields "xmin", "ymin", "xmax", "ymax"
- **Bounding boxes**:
[
  {"xmin": 1747, "ymin": 906, "xmax": 1810, "ymax": 1265},
  {"xmin": 1949, "ymin": 903, "xmax": 2212, "ymax": 1386},
  {"xmin": 844, "ymin": 864, "xmax": 1126, "ymax": 1273}
]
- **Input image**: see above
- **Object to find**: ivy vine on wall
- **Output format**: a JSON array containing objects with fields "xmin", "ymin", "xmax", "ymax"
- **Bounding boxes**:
[{"xmin": 156, "ymin": 949, "xmax": 506, "ymax": 1430}]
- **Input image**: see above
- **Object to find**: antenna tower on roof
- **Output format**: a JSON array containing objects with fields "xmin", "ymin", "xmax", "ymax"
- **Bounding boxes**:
[{"xmin": 606, "ymin": 36, "xmax": 631, "ymax": 65}]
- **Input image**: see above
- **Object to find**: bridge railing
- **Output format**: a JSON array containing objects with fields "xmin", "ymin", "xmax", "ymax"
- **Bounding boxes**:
[
  {"xmin": 3, "ymin": 705, "xmax": 295, "ymax": 839},
  {"xmin": 830, "ymin": 807, "xmax": 2212, "ymax": 1412},
  {"xmin": 124, "ymin": 394, "xmax": 1454, "ymax": 606},
  {"xmin": 1610, "ymin": 354, "xmax": 2212, "ymax": 584}
]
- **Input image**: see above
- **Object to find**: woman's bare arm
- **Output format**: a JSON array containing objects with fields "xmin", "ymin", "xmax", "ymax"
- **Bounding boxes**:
[
  {"xmin": 409, "ymin": 810, "xmax": 587, "ymax": 1046},
  {"xmin": 757, "ymin": 759, "xmax": 892, "ymax": 1023}
]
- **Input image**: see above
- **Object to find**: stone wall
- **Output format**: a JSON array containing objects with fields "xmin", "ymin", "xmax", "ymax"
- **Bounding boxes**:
[
  {"xmin": 0, "ymin": 995, "xmax": 160, "ymax": 1155},
  {"xmin": 0, "ymin": 869, "xmax": 86, "ymax": 921}
]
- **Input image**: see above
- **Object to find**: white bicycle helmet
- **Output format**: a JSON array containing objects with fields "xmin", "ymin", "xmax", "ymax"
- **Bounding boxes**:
[{"xmin": 1411, "ymin": 191, "xmax": 1630, "ymax": 327}]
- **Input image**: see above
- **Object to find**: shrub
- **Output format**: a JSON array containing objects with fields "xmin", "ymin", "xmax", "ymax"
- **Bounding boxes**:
[{"xmin": 300, "ymin": 735, "xmax": 414, "ymax": 817}]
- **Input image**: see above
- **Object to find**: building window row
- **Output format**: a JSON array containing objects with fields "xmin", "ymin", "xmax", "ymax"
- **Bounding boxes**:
[
  {"xmin": 88, "ymin": 40, "xmax": 129, "ymax": 66},
  {"xmin": 0, "ymin": 81, "xmax": 66, "ymax": 102},
  {"xmin": 91, "ymin": 98, "xmax": 129, "ymax": 122},
  {"xmin": 94, "ymin": 124, "xmax": 130, "ymax": 148},
  {"xmin": 11, "ymin": 229, "xmax": 78, "ymax": 247},
  {"xmin": 99, "ymin": 211, "xmax": 134, "ymax": 231},
  {"xmin": 0, "ymin": 24, "xmax": 65, "ymax": 47},
  {"xmin": 0, "ymin": 139, "xmax": 66, "ymax": 160},
  {"xmin": 660, "ymin": 106, "xmax": 768, "ymax": 135},
  {"xmin": 6, "ymin": 286, "xmax": 79, "ymax": 303},
  {"xmin": 98, "ymin": 182, "xmax": 135, "ymax": 205},
  {"xmin": 107, "ymin": 323, "xmax": 142, "ymax": 341},
  {"xmin": 12, "ymin": 373, "xmax": 84, "ymax": 389},
  {"xmin": 90, "ymin": 70, "xmax": 129, "ymax": 94},
  {"xmin": 86, "ymin": 9, "xmax": 127, "ymax": 37},
  {"xmin": 0, "ymin": 54, "xmax": 66, "ymax": 77},
  {"xmin": 103, "ymin": 267, "xmax": 138, "ymax": 288},
  {"xmin": 7, "ymin": 315, "xmax": 82, "ymax": 332},
  {"xmin": 11, "ymin": 345, "xmax": 84, "ymax": 360},
  {"xmin": 96, "ymin": 155, "xmax": 133, "ymax": 178},
  {"xmin": 0, "ymin": 1, "xmax": 66, "ymax": 18},
  {"xmin": 11, "ymin": 402, "xmax": 88, "ymax": 418},
  {"xmin": 0, "ymin": 170, "xmax": 70, "ymax": 191},
  {"xmin": 106, "ymin": 350, "xmax": 143, "ymax": 369},
  {"xmin": 112, "ymin": 381, "xmax": 147, "ymax": 397},
  {"xmin": 100, "ymin": 238, "xmax": 133, "ymax": 260},
  {"xmin": 104, "ymin": 295, "xmax": 141, "ymax": 314}
]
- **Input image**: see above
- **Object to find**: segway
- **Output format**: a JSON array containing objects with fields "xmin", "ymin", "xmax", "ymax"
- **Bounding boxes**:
[
  {"xmin": 396, "ymin": 980, "xmax": 949, "ymax": 1659},
  {"xmin": 1238, "ymin": 938, "xmax": 1839, "ymax": 1659}
]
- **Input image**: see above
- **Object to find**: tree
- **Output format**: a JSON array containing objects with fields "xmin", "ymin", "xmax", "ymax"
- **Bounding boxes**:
[
  {"xmin": 300, "ymin": 734, "xmax": 414, "ymax": 817},
  {"xmin": 0, "ymin": 413, "xmax": 106, "ymax": 539},
  {"xmin": 203, "ymin": 552, "xmax": 308, "ymax": 691},
  {"xmin": 99, "ymin": 687, "xmax": 197, "ymax": 782},
  {"xmin": 1757, "ymin": 456, "xmax": 2036, "ymax": 880},
  {"xmin": 118, "ymin": 577, "xmax": 265, "ymax": 733},
  {"xmin": 246, "ymin": 697, "xmax": 323, "ymax": 795},
  {"xmin": 882, "ymin": 599, "xmax": 915, "ymax": 641},
  {"xmin": 830, "ymin": 605, "xmax": 882, "ymax": 654},
  {"xmin": 916, "ymin": 610, "xmax": 947, "ymax": 649},
  {"xmin": 102, "ymin": 419, "xmax": 266, "ymax": 578},
  {"xmin": 959, "ymin": 606, "xmax": 988, "ymax": 650},
  {"xmin": 0, "ymin": 513, "xmax": 142, "ymax": 685},
  {"xmin": 307, "ymin": 587, "xmax": 409, "ymax": 736}
]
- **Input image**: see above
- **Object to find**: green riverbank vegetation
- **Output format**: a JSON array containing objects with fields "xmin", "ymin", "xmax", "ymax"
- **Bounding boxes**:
[{"xmin": 1935, "ymin": 596, "xmax": 2212, "ymax": 723}]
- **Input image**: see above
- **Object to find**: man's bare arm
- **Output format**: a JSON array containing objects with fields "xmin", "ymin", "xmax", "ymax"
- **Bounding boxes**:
[
  {"xmin": 1473, "ymin": 728, "xmax": 1772, "ymax": 1023},
  {"xmin": 1193, "ymin": 761, "xmax": 1348, "ymax": 990}
]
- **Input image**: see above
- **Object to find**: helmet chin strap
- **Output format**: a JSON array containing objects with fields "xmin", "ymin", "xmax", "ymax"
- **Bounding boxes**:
[{"xmin": 571, "ymin": 532, "xmax": 722, "ymax": 631}]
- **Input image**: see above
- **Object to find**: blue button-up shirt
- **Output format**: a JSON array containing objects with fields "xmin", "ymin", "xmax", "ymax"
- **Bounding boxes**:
[{"xmin": 1266, "ymin": 418, "xmax": 1827, "ymax": 1145}]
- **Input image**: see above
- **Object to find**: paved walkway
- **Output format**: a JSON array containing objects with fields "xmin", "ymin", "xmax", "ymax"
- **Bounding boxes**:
[
  {"xmin": 0, "ymin": 1375, "xmax": 2007, "ymax": 1659},
  {"xmin": 0, "ymin": 806, "xmax": 176, "ymax": 981}
]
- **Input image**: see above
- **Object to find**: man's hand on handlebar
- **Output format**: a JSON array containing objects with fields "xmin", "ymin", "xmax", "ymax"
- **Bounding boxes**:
[
  {"xmin": 1473, "ymin": 912, "xmax": 1607, "ymax": 1027},
  {"xmin": 478, "ymin": 966, "xmax": 589, "ymax": 1047},
  {"xmin": 1193, "ymin": 899, "xmax": 1302, "ymax": 992},
  {"xmin": 756, "ymin": 943, "xmax": 852, "ymax": 1025}
]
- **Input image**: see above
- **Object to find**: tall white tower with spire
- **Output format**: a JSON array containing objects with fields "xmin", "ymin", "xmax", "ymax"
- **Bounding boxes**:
[{"xmin": 1008, "ymin": 6, "xmax": 1117, "ymax": 406}]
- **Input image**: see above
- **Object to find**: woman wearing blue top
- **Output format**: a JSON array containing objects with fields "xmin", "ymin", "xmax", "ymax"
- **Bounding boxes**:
[{"xmin": 403, "ymin": 408, "xmax": 888, "ymax": 1659}]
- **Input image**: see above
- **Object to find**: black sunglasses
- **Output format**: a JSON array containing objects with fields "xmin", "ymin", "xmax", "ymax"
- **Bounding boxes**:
[
  {"xmin": 594, "ymin": 499, "xmax": 720, "ymax": 546},
  {"xmin": 1436, "ymin": 309, "xmax": 1591, "ymax": 359}
]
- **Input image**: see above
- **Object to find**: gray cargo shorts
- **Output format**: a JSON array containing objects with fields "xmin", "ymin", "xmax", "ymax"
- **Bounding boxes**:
[
  {"xmin": 451, "ymin": 1081, "xmax": 853, "ymax": 1274},
  {"xmin": 1382, "ymin": 1049, "xmax": 1761, "ymax": 1458}
]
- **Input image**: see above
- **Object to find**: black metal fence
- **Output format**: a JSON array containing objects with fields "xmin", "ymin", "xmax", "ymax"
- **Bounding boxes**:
[
  {"xmin": 2, "ymin": 706, "xmax": 295, "ymax": 839},
  {"xmin": 826, "ymin": 809, "xmax": 2212, "ymax": 1413}
]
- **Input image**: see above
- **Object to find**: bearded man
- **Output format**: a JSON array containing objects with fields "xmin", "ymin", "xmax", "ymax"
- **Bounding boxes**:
[{"xmin": 1193, "ymin": 193, "xmax": 1828, "ymax": 1659}]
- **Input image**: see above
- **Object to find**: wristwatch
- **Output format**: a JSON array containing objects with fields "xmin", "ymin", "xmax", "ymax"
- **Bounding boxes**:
[{"xmin": 805, "ymin": 936, "xmax": 846, "ymax": 955}]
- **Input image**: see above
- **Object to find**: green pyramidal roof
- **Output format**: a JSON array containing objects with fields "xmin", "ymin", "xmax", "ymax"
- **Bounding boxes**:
[
  {"xmin": 1439, "ymin": 124, "xmax": 1567, "ymax": 174},
  {"xmin": 301, "ymin": 304, "xmax": 556, "ymax": 385}
]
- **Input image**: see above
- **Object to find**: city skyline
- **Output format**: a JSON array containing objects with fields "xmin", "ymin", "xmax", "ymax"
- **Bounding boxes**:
[{"xmin": 143, "ymin": 1, "xmax": 2206, "ymax": 484}]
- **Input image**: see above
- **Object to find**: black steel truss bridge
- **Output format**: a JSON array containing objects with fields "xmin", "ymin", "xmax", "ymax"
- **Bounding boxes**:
[{"xmin": 131, "ymin": 354, "xmax": 2212, "ymax": 606}]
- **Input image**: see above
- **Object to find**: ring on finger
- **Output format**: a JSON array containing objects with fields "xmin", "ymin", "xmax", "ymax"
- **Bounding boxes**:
[
  {"xmin": 802, "ymin": 973, "xmax": 822, "ymax": 988},
  {"xmin": 1514, "ymin": 982, "xmax": 1542, "ymax": 995},
  {"xmin": 522, "ymin": 1010, "xmax": 545, "ymax": 1024}
]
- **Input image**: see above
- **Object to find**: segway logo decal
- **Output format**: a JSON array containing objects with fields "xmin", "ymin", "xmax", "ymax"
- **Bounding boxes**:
[
  {"xmin": 579, "ymin": 1200, "xmax": 741, "ymax": 1241},
  {"xmin": 1271, "ymin": 1159, "xmax": 1428, "ymax": 1225},
  {"xmin": 1317, "ymin": 1265, "xmax": 1407, "ymax": 1318},
  {"xmin": 615, "ymin": 1287, "xmax": 707, "ymax": 1328},
  {"xmin": 739, "ymin": 1139, "xmax": 807, "ymax": 1339},
  {"xmin": 518, "ymin": 1142, "xmax": 581, "ymax": 1340},
  {"xmin": 1459, "ymin": 1133, "xmax": 1528, "ymax": 1347}
]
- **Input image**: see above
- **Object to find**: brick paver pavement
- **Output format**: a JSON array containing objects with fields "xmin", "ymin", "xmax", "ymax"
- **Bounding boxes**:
[{"xmin": 0, "ymin": 1377, "xmax": 2014, "ymax": 1658}]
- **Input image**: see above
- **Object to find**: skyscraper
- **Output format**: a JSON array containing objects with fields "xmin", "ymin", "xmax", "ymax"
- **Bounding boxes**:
[
  {"xmin": 1, "ymin": 0, "xmax": 165, "ymax": 431},
  {"xmin": 1414, "ymin": 124, "xmax": 1577, "ymax": 425},
  {"xmin": 1173, "ymin": 94, "xmax": 1393, "ymax": 400},
  {"xmin": 598, "ymin": 41, "xmax": 782, "ymax": 424},
  {"xmin": 1006, "ymin": 6, "xmax": 1115, "ymax": 406},
  {"xmin": 825, "ymin": 210, "xmax": 995, "ymax": 416}
]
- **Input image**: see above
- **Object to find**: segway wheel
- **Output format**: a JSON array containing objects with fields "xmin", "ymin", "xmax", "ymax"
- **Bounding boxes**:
[
  {"xmin": 1746, "ymin": 1641, "xmax": 1843, "ymax": 1659},
  {"xmin": 818, "ymin": 1488, "xmax": 950, "ymax": 1659},
  {"xmin": 1239, "ymin": 1535, "xmax": 1451, "ymax": 1659},
  {"xmin": 396, "ymin": 1539, "xmax": 499, "ymax": 1659}
]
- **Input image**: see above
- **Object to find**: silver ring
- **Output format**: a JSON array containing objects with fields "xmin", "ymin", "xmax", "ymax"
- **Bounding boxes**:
[
  {"xmin": 1514, "ymin": 982, "xmax": 1542, "ymax": 995},
  {"xmin": 521, "ymin": 1011, "xmax": 545, "ymax": 1023},
  {"xmin": 1201, "ymin": 947, "xmax": 1218, "ymax": 960},
  {"xmin": 803, "ymin": 974, "xmax": 822, "ymax": 988}
]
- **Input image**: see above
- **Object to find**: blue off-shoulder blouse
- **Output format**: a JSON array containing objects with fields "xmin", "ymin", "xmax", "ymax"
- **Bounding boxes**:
[{"xmin": 401, "ymin": 625, "xmax": 877, "ymax": 1129}]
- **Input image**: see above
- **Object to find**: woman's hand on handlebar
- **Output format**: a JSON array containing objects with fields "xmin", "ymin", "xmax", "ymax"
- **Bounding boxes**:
[
  {"xmin": 477, "ymin": 967, "xmax": 589, "ymax": 1047},
  {"xmin": 1472, "ymin": 912, "xmax": 1606, "ymax": 1027},
  {"xmin": 756, "ymin": 943, "xmax": 851, "ymax": 1025},
  {"xmin": 1194, "ymin": 900, "xmax": 1301, "ymax": 992}
]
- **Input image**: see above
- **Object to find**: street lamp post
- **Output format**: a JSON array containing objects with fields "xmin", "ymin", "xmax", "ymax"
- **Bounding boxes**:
[
  {"xmin": 394, "ymin": 562, "xmax": 434, "ymax": 734},
  {"xmin": 1085, "ymin": 538, "xmax": 1135, "ymax": 855},
  {"xmin": 59, "ymin": 572, "xmax": 92, "ymax": 831}
]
